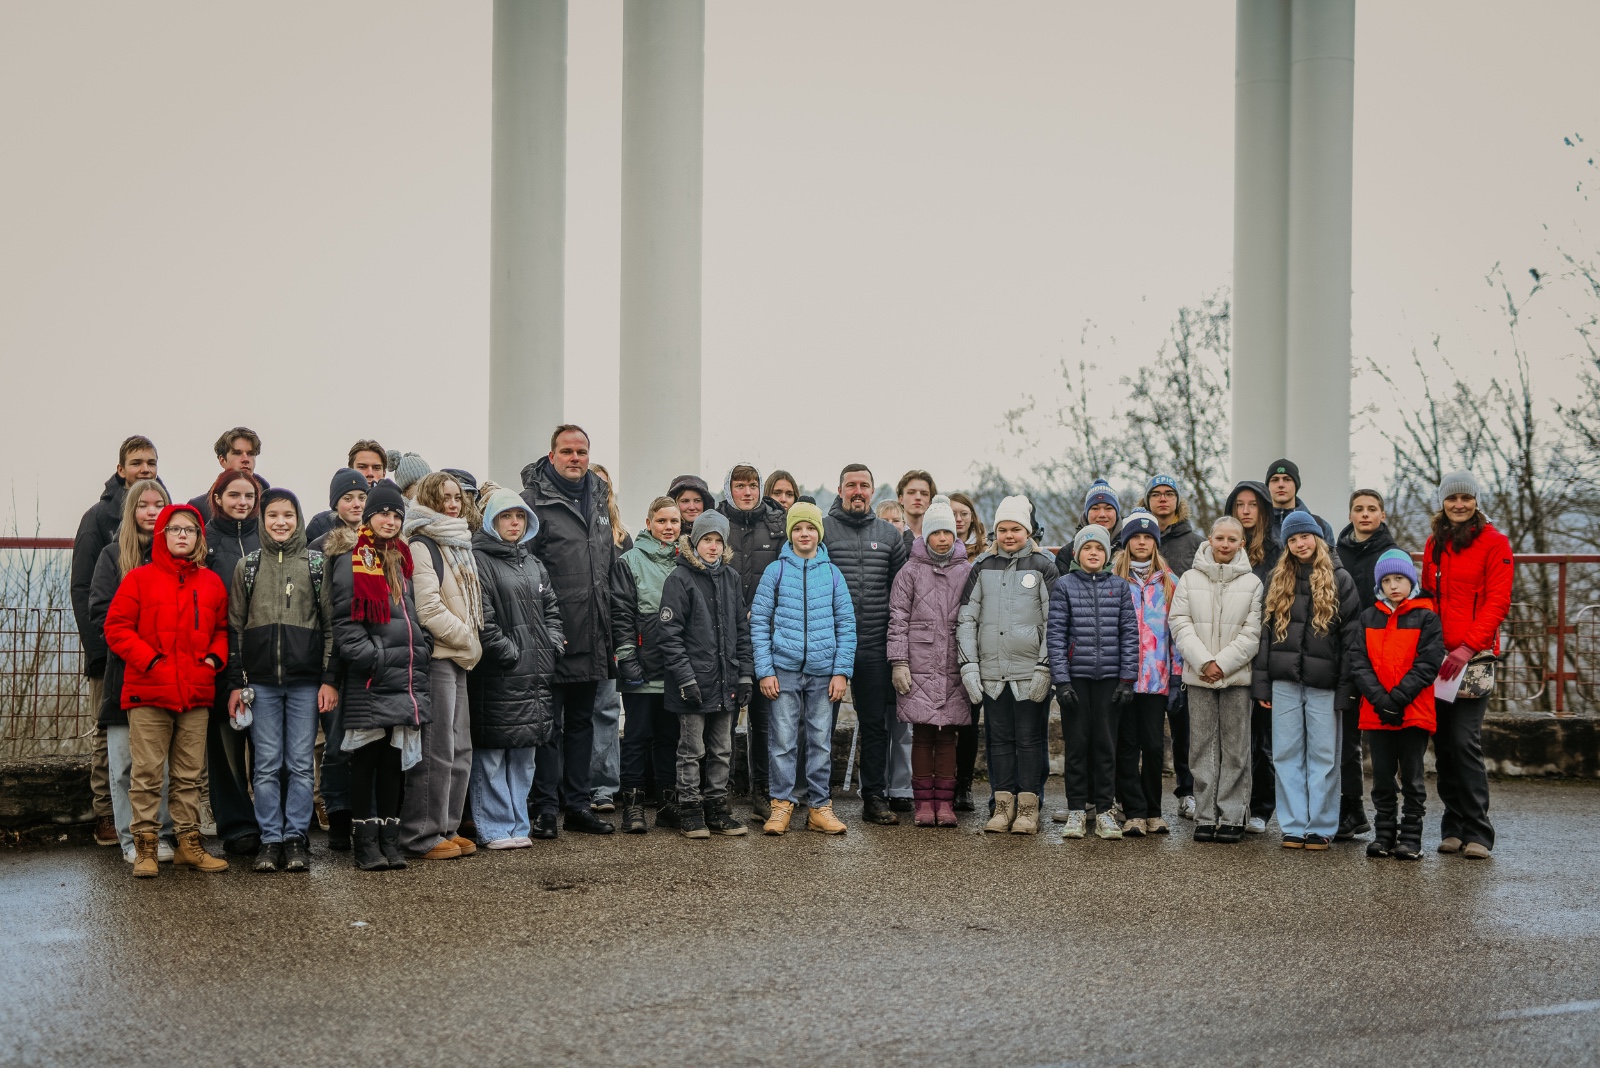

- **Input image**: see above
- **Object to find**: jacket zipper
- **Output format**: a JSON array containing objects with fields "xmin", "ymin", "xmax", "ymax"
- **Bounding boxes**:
[{"xmin": 801, "ymin": 562, "xmax": 810, "ymax": 670}]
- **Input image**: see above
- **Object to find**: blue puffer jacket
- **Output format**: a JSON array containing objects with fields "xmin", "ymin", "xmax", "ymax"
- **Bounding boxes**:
[
  {"xmin": 751, "ymin": 542, "xmax": 857, "ymax": 679},
  {"xmin": 1046, "ymin": 568, "xmax": 1139, "ymax": 682}
]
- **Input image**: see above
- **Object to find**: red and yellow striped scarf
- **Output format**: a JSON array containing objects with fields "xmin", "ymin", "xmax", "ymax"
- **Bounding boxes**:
[{"xmin": 350, "ymin": 525, "xmax": 414, "ymax": 623}]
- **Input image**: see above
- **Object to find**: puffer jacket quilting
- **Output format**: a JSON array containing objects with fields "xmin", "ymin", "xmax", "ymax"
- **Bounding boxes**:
[
  {"xmin": 1350, "ymin": 597, "xmax": 1446, "ymax": 732},
  {"xmin": 750, "ymin": 542, "xmax": 856, "ymax": 679},
  {"xmin": 717, "ymin": 498, "xmax": 788, "ymax": 609},
  {"xmin": 657, "ymin": 550, "xmax": 754, "ymax": 714},
  {"xmin": 886, "ymin": 538, "xmax": 971, "ymax": 727},
  {"xmin": 469, "ymin": 528, "xmax": 564, "ymax": 750},
  {"xmin": 1252, "ymin": 564, "xmax": 1362, "ymax": 707},
  {"xmin": 328, "ymin": 545, "xmax": 433, "ymax": 730},
  {"xmin": 955, "ymin": 544, "xmax": 1058, "ymax": 683},
  {"xmin": 823, "ymin": 502, "xmax": 908, "ymax": 654},
  {"xmin": 521, "ymin": 457, "xmax": 616, "ymax": 683},
  {"xmin": 1169, "ymin": 542, "xmax": 1264, "ymax": 689},
  {"xmin": 1127, "ymin": 570, "xmax": 1182, "ymax": 695},
  {"xmin": 1047, "ymin": 568, "xmax": 1139, "ymax": 682}
]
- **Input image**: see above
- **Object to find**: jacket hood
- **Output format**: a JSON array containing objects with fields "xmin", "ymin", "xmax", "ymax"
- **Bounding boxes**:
[
  {"xmin": 1190, "ymin": 540, "xmax": 1255, "ymax": 582},
  {"xmin": 778, "ymin": 541, "xmax": 831, "ymax": 567},
  {"xmin": 675, "ymin": 534, "xmax": 734, "ymax": 570},
  {"xmin": 100, "ymin": 473, "xmax": 123, "ymax": 503},
  {"xmin": 1378, "ymin": 594, "xmax": 1435, "ymax": 618},
  {"xmin": 1224, "ymin": 480, "xmax": 1272, "ymax": 517},
  {"xmin": 258, "ymin": 489, "xmax": 308, "ymax": 556},
  {"xmin": 827, "ymin": 497, "xmax": 879, "ymax": 529},
  {"xmin": 322, "ymin": 524, "xmax": 359, "ymax": 557},
  {"xmin": 482, "ymin": 488, "xmax": 538, "ymax": 544},
  {"xmin": 632, "ymin": 530, "xmax": 680, "ymax": 562},
  {"xmin": 721, "ymin": 462, "xmax": 762, "ymax": 508},
  {"xmin": 910, "ymin": 534, "xmax": 968, "ymax": 568},
  {"xmin": 667, "ymin": 473, "xmax": 716, "ymax": 510},
  {"xmin": 152, "ymin": 504, "xmax": 205, "ymax": 573},
  {"xmin": 1163, "ymin": 516, "xmax": 1194, "ymax": 539}
]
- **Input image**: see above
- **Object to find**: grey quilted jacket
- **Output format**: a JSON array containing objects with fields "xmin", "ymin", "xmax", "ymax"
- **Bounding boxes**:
[{"xmin": 955, "ymin": 543, "xmax": 1059, "ymax": 683}]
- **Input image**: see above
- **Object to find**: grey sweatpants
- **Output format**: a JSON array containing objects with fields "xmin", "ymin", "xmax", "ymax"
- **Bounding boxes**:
[
  {"xmin": 1187, "ymin": 685, "xmax": 1252, "ymax": 828},
  {"xmin": 676, "ymin": 708, "xmax": 734, "ymax": 807},
  {"xmin": 400, "ymin": 659, "xmax": 472, "ymax": 854}
]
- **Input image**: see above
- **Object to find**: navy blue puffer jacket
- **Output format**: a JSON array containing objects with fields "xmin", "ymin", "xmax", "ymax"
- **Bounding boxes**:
[{"xmin": 1046, "ymin": 568, "xmax": 1139, "ymax": 682}]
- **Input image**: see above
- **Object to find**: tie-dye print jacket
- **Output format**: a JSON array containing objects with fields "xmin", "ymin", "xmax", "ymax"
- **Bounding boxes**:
[{"xmin": 1127, "ymin": 569, "xmax": 1182, "ymax": 695}]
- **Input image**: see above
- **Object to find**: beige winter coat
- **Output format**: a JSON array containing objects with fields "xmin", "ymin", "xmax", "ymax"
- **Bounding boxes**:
[
  {"xmin": 411, "ymin": 539, "xmax": 483, "ymax": 671},
  {"xmin": 1169, "ymin": 542, "xmax": 1263, "ymax": 689}
]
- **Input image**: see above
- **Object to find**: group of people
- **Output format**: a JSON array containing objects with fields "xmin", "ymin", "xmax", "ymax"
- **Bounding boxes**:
[{"xmin": 68, "ymin": 423, "xmax": 1512, "ymax": 878}]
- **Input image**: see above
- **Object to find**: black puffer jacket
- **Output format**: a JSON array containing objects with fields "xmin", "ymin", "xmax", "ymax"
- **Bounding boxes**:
[
  {"xmin": 1252, "ymin": 563, "xmax": 1362, "ymax": 708},
  {"xmin": 521, "ymin": 457, "xmax": 615, "ymax": 684},
  {"xmin": 469, "ymin": 529, "xmax": 564, "ymax": 749},
  {"xmin": 1336, "ymin": 522, "xmax": 1397, "ymax": 609},
  {"xmin": 823, "ymin": 501, "xmax": 908, "ymax": 654},
  {"xmin": 88, "ymin": 541, "xmax": 146, "ymax": 727},
  {"xmin": 717, "ymin": 498, "xmax": 787, "ymax": 609},
  {"xmin": 657, "ymin": 551, "xmax": 753, "ymax": 715},
  {"xmin": 72, "ymin": 475, "xmax": 136, "ymax": 671},
  {"xmin": 1159, "ymin": 517, "xmax": 1203, "ymax": 576},
  {"xmin": 328, "ymin": 548, "xmax": 432, "ymax": 730},
  {"xmin": 205, "ymin": 514, "xmax": 260, "ymax": 592}
]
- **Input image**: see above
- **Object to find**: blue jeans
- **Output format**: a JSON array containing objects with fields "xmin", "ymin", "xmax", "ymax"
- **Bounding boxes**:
[
  {"xmin": 1270, "ymin": 681, "xmax": 1340, "ymax": 838},
  {"xmin": 590, "ymin": 679, "xmax": 621, "ymax": 804},
  {"xmin": 248, "ymin": 683, "xmax": 319, "ymax": 843},
  {"xmin": 471, "ymin": 747, "xmax": 536, "ymax": 842},
  {"xmin": 106, "ymin": 724, "xmax": 172, "ymax": 854},
  {"xmin": 768, "ymin": 671, "xmax": 835, "ymax": 807}
]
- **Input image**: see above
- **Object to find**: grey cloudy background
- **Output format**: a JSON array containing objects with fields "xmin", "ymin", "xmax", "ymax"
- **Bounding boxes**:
[{"xmin": 2, "ymin": 1, "xmax": 1597, "ymax": 532}]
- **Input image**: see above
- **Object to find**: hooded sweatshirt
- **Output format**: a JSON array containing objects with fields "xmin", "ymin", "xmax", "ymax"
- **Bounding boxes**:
[{"xmin": 225, "ymin": 492, "xmax": 334, "ymax": 691}]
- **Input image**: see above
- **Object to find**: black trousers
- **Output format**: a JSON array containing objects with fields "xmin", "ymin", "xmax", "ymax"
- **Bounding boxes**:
[
  {"xmin": 1339, "ymin": 705, "xmax": 1365, "ymax": 809},
  {"xmin": 1168, "ymin": 686, "xmax": 1194, "ymax": 797},
  {"xmin": 1117, "ymin": 693, "xmax": 1166, "ymax": 819},
  {"xmin": 206, "ymin": 702, "xmax": 259, "ymax": 843},
  {"xmin": 1065, "ymin": 678, "xmax": 1118, "ymax": 810},
  {"xmin": 1366, "ymin": 726, "xmax": 1428, "ymax": 840},
  {"xmin": 983, "ymin": 688, "xmax": 1045, "ymax": 795},
  {"xmin": 955, "ymin": 699, "xmax": 981, "ymax": 789},
  {"xmin": 838, "ymin": 652, "xmax": 895, "ymax": 801},
  {"xmin": 746, "ymin": 689, "xmax": 771, "ymax": 796},
  {"xmin": 1249, "ymin": 703, "xmax": 1275, "ymax": 821},
  {"xmin": 531, "ymin": 680, "xmax": 599, "ymax": 816},
  {"xmin": 619, "ymin": 692, "xmax": 678, "ymax": 795},
  {"xmin": 1434, "ymin": 695, "xmax": 1495, "ymax": 848}
]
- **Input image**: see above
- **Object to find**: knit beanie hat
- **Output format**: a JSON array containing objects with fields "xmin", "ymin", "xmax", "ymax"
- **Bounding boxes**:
[
  {"xmin": 691, "ymin": 510, "xmax": 730, "ymax": 549},
  {"xmin": 442, "ymin": 468, "xmax": 478, "ymax": 497},
  {"xmin": 1146, "ymin": 474, "xmax": 1181, "ymax": 499},
  {"xmin": 993, "ymin": 495, "xmax": 1033, "ymax": 532},
  {"xmin": 480, "ymin": 487, "xmax": 537, "ymax": 544},
  {"xmin": 1083, "ymin": 479, "xmax": 1121, "ymax": 521},
  {"xmin": 1266, "ymin": 458, "xmax": 1301, "ymax": 490},
  {"xmin": 1073, "ymin": 524, "xmax": 1112, "ymax": 560},
  {"xmin": 1437, "ymin": 469, "xmax": 1482, "ymax": 505},
  {"xmin": 1279, "ymin": 510, "xmax": 1324, "ymax": 543},
  {"xmin": 328, "ymin": 468, "xmax": 367, "ymax": 510},
  {"xmin": 1373, "ymin": 548, "xmax": 1419, "ymax": 596},
  {"xmin": 260, "ymin": 486, "xmax": 302, "ymax": 518},
  {"xmin": 392, "ymin": 452, "xmax": 431, "ymax": 492},
  {"xmin": 922, "ymin": 495, "xmax": 957, "ymax": 539},
  {"xmin": 362, "ymin": 480, "xmax": 408, "ymax": 524},
  {"xmin": 785, "ymin": 500, "xmax": 825, "ymax": 540},
  {"xmin": 1119, "ymin": 510, "xmax": 1161, "ymax": 546}
]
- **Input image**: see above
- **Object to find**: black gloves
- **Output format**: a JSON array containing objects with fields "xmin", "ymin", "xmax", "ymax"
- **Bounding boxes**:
[
  {"xmin": 737, "ymin": 680, "xmax": 753, "ymax": 707},
  {"xmin": 1055, "ymin": 682, "xmax": 1078, "ymax": 712},
  {"xmin": 617, "ymin": 656, "xmax": 645, "ymax": 688},
  {"xmin": 679, "ymin": 681, "xmax": 703, "ymax": 708},
  {"xmin": 1375, "ymin": 696, "xmax": 1405, "ymax": 727},
  {"xmin": 1112, "ymin": 681, "xmax": 1135, "ymax": 708}
]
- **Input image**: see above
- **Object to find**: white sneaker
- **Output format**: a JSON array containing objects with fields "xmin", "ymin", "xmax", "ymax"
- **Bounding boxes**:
[
  {"xmin": 1095, "ymin": 811, "xmax": 1124, "ymax": 840},
  {"xmin": 1246, "ymin": 816, "xmax": 1267, "ymax": 834},
  {"xmin": 122, "ymin": 846, "xmax": 136, "ymax": 863},
  {"xmin": 1178, "ymin": 796, "xmax": 1197, "ymax": 821},
  {"xmin": 1062, "ymin": 810, "xmax": 1087, "ymax": 839},
  {"xmin": 511, "ymin": 836, "xmax": 533, "ymax": 848},
  {"xmin": 487, "ymin": 837, "xmax": 521, "ymax": 850},
  {"xmin": 157, "ymin": 839, "xmax": 175, "ymax": 862}
]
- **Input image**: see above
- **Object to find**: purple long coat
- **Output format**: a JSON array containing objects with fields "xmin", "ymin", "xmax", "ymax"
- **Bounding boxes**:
[{"xmin": 886, "ymin": 537, "xmax": 972, "ymax": 727}]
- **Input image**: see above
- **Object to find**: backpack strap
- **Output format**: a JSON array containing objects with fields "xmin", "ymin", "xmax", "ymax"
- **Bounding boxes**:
[
  {"xmin": 307, "ymin": 550, "xmax": 325, "ymax": 627},
  {"xmin": 414, "ymin": 533, "xmax": 446, "ymax": 583},
  {"xmin": 241, "ymin": 549, "xmax": 262, "ymax": 607}
]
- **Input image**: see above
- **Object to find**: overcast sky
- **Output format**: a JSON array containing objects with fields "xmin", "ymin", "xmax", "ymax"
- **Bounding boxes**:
[{"xmin": 2, "ymin": 1, "xmax": 1597, "ymax": 533}]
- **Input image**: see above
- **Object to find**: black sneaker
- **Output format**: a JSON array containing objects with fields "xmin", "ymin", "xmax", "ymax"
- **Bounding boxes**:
[
  {"xmin": 861, "ymin": 795, "xmax": 899, "ymax": 825},
  {"xmin": 1214, "ymin": 824, "xmax": 1244, "ymax": 843},
  {"xmin": 283, "ymin": 837, "xmax": 310, "ymax": 872},
  {"xmin": 1336, "ymin": 806, "xmax": 1371, "ymax": 841},
  {"xmin": 252, "ymin": 842, "xmax": 284, "ymax": 873},
  {"xmin": 704, "ymin": 800, "xmax": 747, "ymax": 836},
  {"xmin": 656, "ymin": 790, "xmax": 681, "ymax": 830},
  {"xmin": 1303, "ymin": 833, "xmax": 1330, "ymax": 851},
  {"xmin": 564, "ymin": 809, "xmax": 615, "ymax": 835},
  {"xmin": 530, "ymin": 812, "xmax": 559, "ymax": 840},
  {"xmin": 679, "ymin": 804, "xmax": 710, "ymax": 839},
  {"xmin": 620, "ymin": 789, "xmax": 648, "ymax": 834},
  {"xmin": 225, "ymin": 832, "xmax": 262, "ymax": 857},
  {"xmin": 889, "ymin": 797, "xmax": 914, "ymax": 813},
  {"xmin": 1194, "ymin": 824, "xmax": 1218, "ymax": 842},
  {"xmin": 750, "ymin": 795, "xmax": 771, "ymax": 821}
]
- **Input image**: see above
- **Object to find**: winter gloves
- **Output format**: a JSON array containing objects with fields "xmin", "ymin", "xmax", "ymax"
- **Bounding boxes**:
[
  {"xmin": 1055, "ymin": 682, "xmax": 1078, "ymax": 712},
  {"xmin": 736, "ymin": 679, "xmax": 753, "ymax": 707},
  {"xmin": 891, "ymin": 662, "xmax": 913, "ymax": 697},
  {"xmin": 1439, "ymin": 645, "xmax": 1474, "ymax": 682},
  {"xmin": 679, "ymin": 681, "xmax": 702, "ymax": 708},
  {"xmin": 961, "ymin": 665, "xmax": 984, "ymax": 706},
  {"xmin": 1112, "ymin": 680, "xmax": 1135, "ymax": 708},
  {"xmin": 1374, "ymin": 695, "xmax": 1405, "ymax": 727},
  {"xmin": 1026, "ymin": 666, "xmax": 1053, "ymax": 704},
  {"xmin": 617, "ymin": 656, "xmax": 646, "ymax": 688}
]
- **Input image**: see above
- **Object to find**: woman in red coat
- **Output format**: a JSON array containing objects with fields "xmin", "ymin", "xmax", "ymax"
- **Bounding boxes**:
[
  {"xmin": 103, "ymin": 504, "xmax": 232, "ymax": 878},
  {"xmin": 1422, "ymin": 471, "xmax": 1513, "ymax": 860}
]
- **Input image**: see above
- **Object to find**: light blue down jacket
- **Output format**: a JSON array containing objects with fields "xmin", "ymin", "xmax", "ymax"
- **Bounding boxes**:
[{"xmin": 750, "ymin": 542, "xmax": 857, "ymax": 679}]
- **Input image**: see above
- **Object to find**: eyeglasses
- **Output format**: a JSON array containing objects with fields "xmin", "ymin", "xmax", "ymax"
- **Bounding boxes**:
[{"xmin": 166, "ymin": 526, "xmax": 199, "ymax": 536}]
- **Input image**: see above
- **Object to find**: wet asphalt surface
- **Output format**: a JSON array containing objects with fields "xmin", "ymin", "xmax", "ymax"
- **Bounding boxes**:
[{"xmin": 3, "ymin": 778, "xmax": 1600, "ymax": 1068}]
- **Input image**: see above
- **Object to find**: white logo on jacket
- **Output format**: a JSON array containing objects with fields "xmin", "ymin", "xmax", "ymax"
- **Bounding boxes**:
[
  {"xmin": 659, "ymin": 607, "xmax": 673, "ymax": 623},
  {"xmin": 1021, "ymin": 573, "xmax": 1037, "ymax": 588}
]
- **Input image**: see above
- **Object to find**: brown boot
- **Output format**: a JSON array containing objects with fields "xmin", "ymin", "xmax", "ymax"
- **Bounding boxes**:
[
  {"xmin": 806, "ymin": 802, "xmax": 847, "ymax": 835},
  {"xmin": 172, "ymin": 830, "xmax": 229, "ymax": 873},
  {"xmin": 763, "ymin": 799, "xmax": 794, "ymax": 836},
  {"xmin": 132, "ymin": 831, "xmax": 160, "ymax": 879}
]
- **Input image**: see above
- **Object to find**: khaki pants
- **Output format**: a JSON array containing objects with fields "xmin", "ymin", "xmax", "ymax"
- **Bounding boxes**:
[
  {"xmin": 128, "ymin": 706, "xmax": 207, "ymax": 837},
  {"xmin": 89, "ymin": 678, "xmax": 112, "ymax": 819}
]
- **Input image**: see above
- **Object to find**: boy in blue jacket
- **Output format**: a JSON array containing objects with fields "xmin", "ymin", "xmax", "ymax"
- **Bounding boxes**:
[{"xmin": 750, "ymin": 502, "xmax": 856, "ymax": 836}]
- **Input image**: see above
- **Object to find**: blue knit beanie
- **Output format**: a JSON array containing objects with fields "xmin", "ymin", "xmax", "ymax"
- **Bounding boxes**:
[
  {"xmin": 1279, "ymin": 510, "xmax": 1324, "ymax": 543},
  {"xmin": 1145, "ymin": 474, "xmax": 1180, "ymax": 498},
  {"xmin": 1119, "ymin": 510, "xmax": 1161, "ymax": 547},
  {"xmin": 1083, "ymin": 479, "xmax": 1121, "ymax": 522},
  {"xmin": 1373, "ymin": 548, "xmax": 1418, "ymax": 596}
]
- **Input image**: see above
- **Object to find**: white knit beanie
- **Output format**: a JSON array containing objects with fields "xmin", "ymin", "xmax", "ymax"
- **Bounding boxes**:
[
  {"xmin": 922, "ymin": 495, "xmax": 957, "ymax": 539},
  {"xmin": 993, "ymin": 495, "xmax": 1033, "ymax": 532}
]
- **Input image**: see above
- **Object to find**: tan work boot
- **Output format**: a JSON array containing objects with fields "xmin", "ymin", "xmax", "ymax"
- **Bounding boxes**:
[
  {"xmin": 806, "ymin": 802, "xmax": 847, "ymax": 835},
  {"xmin": 1010, "ymin": 792, "xmax": 1040, "ymax": 835},
  {"xmin": 131, "ymin": 831, "xmax": 160, "ymax": 879},
  {"xmin": 984, "ymin": 792, "xmax": 1016, "ymax": 833},
  {"xmin": 763, "ymin": 799, "xmax": 794, "ymax": 836},
  {"xmin": 171, "ymin": 830, "xmax": 229, "ymax": 873}
]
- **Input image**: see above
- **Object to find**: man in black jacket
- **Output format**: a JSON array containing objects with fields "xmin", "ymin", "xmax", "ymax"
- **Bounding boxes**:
[
  {"xmin": 71, "ymin": 434, "xmax": 159, "ymax": 846},
  {"xmin": 520, "ymin": 425, "xmax": 616, "ymax": 837},
  {"xmin": 1333, "ymin": 488, "xmax": 1396, "ymax": 840},
  {"xmin": 306, "ymin": 439, "xmax": 387, "ymax": 543},
  {"xmin": 716, "ymin": 462, "xmax": 788, "ymax": 818},
  {"xmin": 824, "ymin": 463, "xmax": 909, "ymax": 825}
]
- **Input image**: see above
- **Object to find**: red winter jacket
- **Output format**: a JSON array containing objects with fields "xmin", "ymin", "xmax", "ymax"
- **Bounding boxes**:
[
  {"xmin": 1422, "ymin": 521, "xmax": 1513, "ymax": 654},
  {"xmin": 1349, "ymin": 597, "xmax": 1445, "ymax": 732},
  {"xmin": 103, "ymin": 504, "xmax": 230, "ymax": 712}
]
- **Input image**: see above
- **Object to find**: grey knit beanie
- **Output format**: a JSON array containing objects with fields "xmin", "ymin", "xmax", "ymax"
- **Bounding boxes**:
[
  {"xmin": 690, "ymin": 509, "xmax": 730, "ymax": 548},
  {"xmin": 1073, "ymin": 524, "xmax": 1112, "ymax": 560},
  {"xmin": 1437, "ymin": 469, "xmax": 1481, "ymax": 506},
  {"xmin": 392, "ymin": 452, "xmax": 432, "ymax": 492}
]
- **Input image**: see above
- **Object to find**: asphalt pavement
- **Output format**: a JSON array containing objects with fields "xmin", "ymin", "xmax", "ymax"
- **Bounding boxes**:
[{"xmin": 3, "ymin": 777, "xmax": 1599, "ymax": 1068}]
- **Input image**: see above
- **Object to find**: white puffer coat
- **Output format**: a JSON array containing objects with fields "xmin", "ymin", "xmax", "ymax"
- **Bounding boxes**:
[{"xmin": 1170, "ymin": 542, "xmax": 1263, "ymax": 689}]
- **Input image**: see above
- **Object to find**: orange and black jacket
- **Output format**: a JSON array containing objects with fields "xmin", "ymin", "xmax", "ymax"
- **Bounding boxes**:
[{"xmin": 1348, "ymin": 596, "xmax": 1445, "ymax": 732}]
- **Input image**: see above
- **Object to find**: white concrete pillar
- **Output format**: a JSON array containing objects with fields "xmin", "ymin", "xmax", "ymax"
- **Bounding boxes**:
[
  {"xmin": 489, "ymin": 0, "xmax": 568, "ymax": 487},
  {"xmin": 1230, "ymin": 0, "xmax": 1291, "ymax": 486},
  {"xmin": 619, "ymin": 0, "xmax": 705, "ymax": 507},
  {"xmin": 1284, "ymin": 0, "xmax": 1355, "ymax": 507}
]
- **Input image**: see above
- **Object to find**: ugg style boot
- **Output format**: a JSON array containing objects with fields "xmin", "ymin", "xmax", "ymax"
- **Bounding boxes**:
[
  {"xmin": 131, "ymin": 830, "xmax": 160, "ymax": 879},
  {"xmin": 763, "ymin": 799, "xmax": 794, "ymax": 836},
  {"xmin": 911, "ymin": 777, "xmax": 936, "ymax": 827},
  {"xmin": 933, "ymin": 777, "xmax": 959, "ymax": 827},
  {"xmin": 807, "ymin": 802, "xmax": 847, "ymax": 835},
  {"xmin": 1010, "ymin": 792, "xmax": 1040, "ymax": 834},
  {"xmin": 985, "ymin": 792, "xmax": 1016, "ymax": 833},
  {"xmin": 379, "ymin": 819, "xmax": 407, "ymax": 870},
  {"xmin": 353, "ymin": 820, "xmax": 387, "ymax": 871},
  {"xmin": 171, "ymin": 830, "xmax": 229, "ymax": 873}
]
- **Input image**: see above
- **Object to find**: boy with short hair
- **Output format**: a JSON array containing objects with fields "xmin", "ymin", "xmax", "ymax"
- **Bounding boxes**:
[
  {"xmin": 1349, "ymin": 549, "xmax": 1445, "ymax": 861},
  {"xmin": 749, "ymin": 502, "xmax": 856, "ymax": 836}
]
